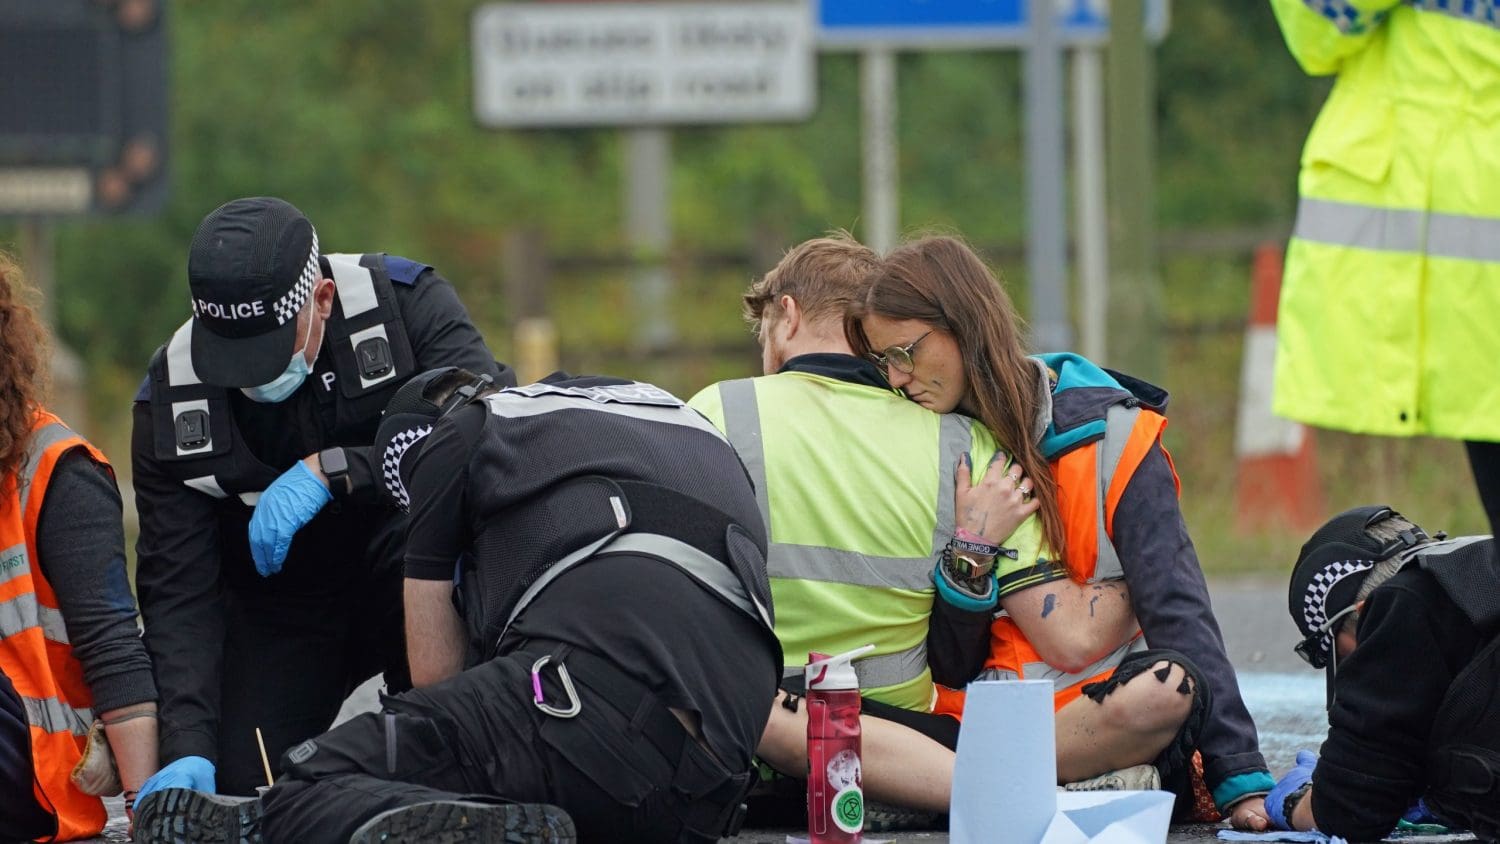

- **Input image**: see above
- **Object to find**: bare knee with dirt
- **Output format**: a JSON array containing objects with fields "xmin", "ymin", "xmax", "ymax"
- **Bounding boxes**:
[{"xmin": 1055, "ymin": 658, "xmax": 1195, "ymax": 783}]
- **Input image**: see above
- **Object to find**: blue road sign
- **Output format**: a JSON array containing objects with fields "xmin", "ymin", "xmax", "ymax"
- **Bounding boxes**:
[{"xmin": 816, "ymin": 0, "xmax": 1168, "ymax": 48}]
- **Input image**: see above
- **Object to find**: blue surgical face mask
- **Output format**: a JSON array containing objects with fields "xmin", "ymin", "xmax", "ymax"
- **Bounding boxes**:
[{"xmin": 241, "ymin": 314, "xmax": 319, "ymax": 403}]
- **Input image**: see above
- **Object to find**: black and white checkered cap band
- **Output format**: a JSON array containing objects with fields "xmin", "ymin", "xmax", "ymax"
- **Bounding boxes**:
[
  {"xmin": 1301, "ymin": 558, "xmax": 1375, "ymax": 652},
  {"xmin": 272, "ymin": 228, "xmax": 320, "ymax": 325},
  {"xmin": 381, "ymin": 423, "xmax": 432, "ymax": 511}
]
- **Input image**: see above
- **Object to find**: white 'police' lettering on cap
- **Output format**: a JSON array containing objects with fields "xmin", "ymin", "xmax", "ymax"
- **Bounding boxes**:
[{"xmin": 189, "ymin": 228, "xmax": 320, "ymax": 330}]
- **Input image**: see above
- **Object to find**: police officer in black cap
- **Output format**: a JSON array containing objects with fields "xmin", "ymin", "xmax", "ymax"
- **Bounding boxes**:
[
  {"xmin": 130, "ymin": 198, "xmax": 510, "ymax": 804},
  {"xmin": 134, "ymin": 366, "xmax": 781, "ymax": 843},
  {"xmin": 1265, "ymin": 505, "xmax": 1500, "ymax": 841}
]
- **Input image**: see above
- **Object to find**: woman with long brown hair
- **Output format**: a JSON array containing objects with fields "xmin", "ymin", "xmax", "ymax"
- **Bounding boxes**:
[
  {"xmin": 849, "ymin": 235, "xmax": 1274, "ymax": 831},
  {"xmin": 0, "ymin": 252, "xmax": 158, "ymax": 840}
]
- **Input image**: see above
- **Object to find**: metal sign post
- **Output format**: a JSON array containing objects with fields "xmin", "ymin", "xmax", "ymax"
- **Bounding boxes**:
[
  {"xmin": 860, "ymin": 47, "xmax": 898, "ymax": 255},
  {"xmin": 818, "ymin": 0, "xmax": 1168, "ymax": 360},
  {"xmin": 1023, "ymin": 0, "xmax": 1070, "ymax": 352},
  {"xmin": 473, "ymin": 1, "xmax": 816, "ymax": 355}
]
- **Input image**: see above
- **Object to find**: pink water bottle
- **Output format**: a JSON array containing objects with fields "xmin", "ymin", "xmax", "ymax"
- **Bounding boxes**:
[{"xmin": 805, "ymin": 645, "xmax": 875, "ymax": 844}]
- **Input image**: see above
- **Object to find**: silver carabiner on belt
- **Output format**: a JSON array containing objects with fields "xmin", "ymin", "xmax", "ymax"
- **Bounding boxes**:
[{"xmin": 530, "ymin": 655, "xmax": 581, "ymax": 719}]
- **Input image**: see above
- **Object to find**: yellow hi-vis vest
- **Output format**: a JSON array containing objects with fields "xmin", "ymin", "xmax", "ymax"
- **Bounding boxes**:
[
  {"xmin": 690, "ymin": 370, "xmax": 1042, "ymax": 711},
  {"xmin": 1270, "ymin": 0, "xmax": 1500, "ymax": 440}
]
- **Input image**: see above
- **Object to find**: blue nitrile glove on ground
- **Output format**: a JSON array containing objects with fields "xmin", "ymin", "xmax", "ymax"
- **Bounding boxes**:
[
  {"xmin": 249, "ymin": 460, "xmax": 332, "ymax": 576},
  {"xmin": 1401, "ymin": 798, "xmax": 1439, "ymax": 826},
  {"xmin": 134, "ymin": 755, "xmax": 216, "ymax": 811},
  {"xmin": 1266, "ymin": 750, "xmax": 1319, "ymax": 830}
]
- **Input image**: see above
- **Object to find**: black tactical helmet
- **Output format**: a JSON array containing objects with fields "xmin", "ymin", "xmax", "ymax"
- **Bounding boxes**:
[
  {"xmin": 1288, "ymin": 505, "xmax": 1431, "ymax": 704},
  {"xmin": 373, "ymin": 366, "xmax": 493, "ymax": 512}
]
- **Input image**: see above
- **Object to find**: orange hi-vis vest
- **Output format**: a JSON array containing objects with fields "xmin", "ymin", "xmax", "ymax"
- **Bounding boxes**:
[
  {"xmin": 935, "ymin": 355, "xmax": 1179, "ymax": 718},
  {"xmin": 0, "ymin": 411, "xmax": 109, "ymax": 841}
]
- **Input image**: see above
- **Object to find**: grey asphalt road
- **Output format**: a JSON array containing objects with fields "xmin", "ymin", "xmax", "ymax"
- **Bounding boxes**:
[{"xmin": 89, "ymin": 578, "xmax": 1470, "ymax": 843}]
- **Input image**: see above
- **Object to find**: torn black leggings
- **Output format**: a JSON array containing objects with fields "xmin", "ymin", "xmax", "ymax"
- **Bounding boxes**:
[{"xmin": 1081, "ymin": 648, "xmax": 1211, "ymax": 806}]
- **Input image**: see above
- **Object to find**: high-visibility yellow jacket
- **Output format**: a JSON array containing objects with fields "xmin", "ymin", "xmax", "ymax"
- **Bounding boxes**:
[
  {"xmin": 1271, "ymin": 0, "xmax": 1500, "ymax": 440},
  {"xmin": 689, "ymin": 359, "xmax": 1042, "ymax": 711}
]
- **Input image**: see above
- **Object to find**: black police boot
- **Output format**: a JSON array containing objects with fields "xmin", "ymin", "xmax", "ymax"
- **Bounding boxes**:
[
  {"xmin": 347, "ymin": 800, "xmax": 575, "ymax": 844},
  {"xmin": 134, "ymin": 788, "xmax": 263, "ymax": 843}
]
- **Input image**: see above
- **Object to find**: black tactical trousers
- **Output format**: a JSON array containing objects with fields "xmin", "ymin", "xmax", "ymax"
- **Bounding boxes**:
[
  {"xmin": 260, "ymin": 644, "xmax": 752, "ymax": 844},
  {"xmin": 216, "ymin": 513, "xmax": 411, "ymax": 796}
]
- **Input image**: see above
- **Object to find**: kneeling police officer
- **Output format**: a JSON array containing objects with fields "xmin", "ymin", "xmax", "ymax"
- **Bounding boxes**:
[
  {"xmin": 1268, "ymin": 506, "xmax": 1500, "ymax": 841},
  {"xmin": 137, "ymin": 366, "xmax": 781, "ymax": 843},
  {"xmin": 131, "ymin": 198, "xmax": 510, "ymax": 802}
]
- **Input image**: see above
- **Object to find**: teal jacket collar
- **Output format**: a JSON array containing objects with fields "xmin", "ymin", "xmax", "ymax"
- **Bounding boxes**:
[{"xmin": 1034, "ymin": 353, "xmax": 1169, "ymax": 458}]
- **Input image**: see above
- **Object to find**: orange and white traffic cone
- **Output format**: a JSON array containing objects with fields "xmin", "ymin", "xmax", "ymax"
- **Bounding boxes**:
[{"xmin": 1234, "ymin": 243, "xmax": 1325, "ymax": 534}]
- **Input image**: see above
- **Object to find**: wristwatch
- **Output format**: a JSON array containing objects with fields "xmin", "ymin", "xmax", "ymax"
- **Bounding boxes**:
[
  {"xmin": 1283, "ymin": 782, "xmax": 1313, "ymax": 828},
  {"xmin": 944, "ymin": 546, "xmax": 995, "ymax": 580},
  {"xmin": 318, "ymin": 447, "xmax": 352, "ymax": 497}
]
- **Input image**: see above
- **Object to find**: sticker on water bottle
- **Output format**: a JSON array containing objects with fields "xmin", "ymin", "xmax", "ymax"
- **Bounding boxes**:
[
  {"xmin": 826, "ymin": 749, "xmax": 863, "ymax": 833},
  {"xmin": 832, "ymin": 786, "xmax": 864, "ymax": 833}
]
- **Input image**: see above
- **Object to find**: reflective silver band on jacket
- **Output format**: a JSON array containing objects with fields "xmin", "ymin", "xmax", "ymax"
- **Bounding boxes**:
[{"xmin": 1294, "ymin": 197, "xmax": 1500, "ymax": 263}]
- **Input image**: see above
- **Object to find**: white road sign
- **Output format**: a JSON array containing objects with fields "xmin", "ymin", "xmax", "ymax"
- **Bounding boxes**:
[{"xmin": 473, "ymin": 2, "xmax": 816, "ymax": 127}]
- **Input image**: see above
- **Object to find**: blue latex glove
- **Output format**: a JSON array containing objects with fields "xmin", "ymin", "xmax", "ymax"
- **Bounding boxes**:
[
  {"xmin": 249, "ymin": 460, "xmax": 332, "ymax": 576},
  {"xmin": 133, "ymin": 755, "xmax": 216, "ymax": 811},
  {"xmin": 1266, "ymin": 750, "xmax": 1319, "ymax": 830}
]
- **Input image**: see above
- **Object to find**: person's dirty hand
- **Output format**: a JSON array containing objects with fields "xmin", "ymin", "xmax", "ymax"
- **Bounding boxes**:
[
  {"xmin": 954, "ymin": 449, "xmax": 1038, "ymax": 545},
  {"xmin": 1227, "ymin": 795, "xmax": 1271, "ymax": 831},
  {"xmin": 248, "ymin": 457, "xmax": 332, "ymax": 576},
  {"xmin": 133, "ymin": 755, "xmax": 216, "ymax": 812},
  {"xmin": 1265, "ymin": 750, "xmax": 1318, "ymax": 830}
]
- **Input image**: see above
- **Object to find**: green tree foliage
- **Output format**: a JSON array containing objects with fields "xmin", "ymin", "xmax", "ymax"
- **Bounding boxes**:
[{"xmin": 39, "ymin": 0, "xmax": 1324, "ymax": 415}]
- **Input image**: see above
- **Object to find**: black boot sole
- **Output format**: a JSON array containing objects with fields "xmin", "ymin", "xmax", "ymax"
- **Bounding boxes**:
[
  {"xmin": 349, "ymin": 801, "xmax": 576, "ymax": 844},
  {"xmin": 134, "ymin": 788, "xmax": 263, "ymax": 844}
]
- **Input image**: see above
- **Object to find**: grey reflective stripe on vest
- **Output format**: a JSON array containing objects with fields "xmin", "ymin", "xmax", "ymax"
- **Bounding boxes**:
[
  {"xmin": 931, "ymin": 413, "xmax": 969, "ymax": 555},
  {"xmin": 0, "ymin": 543, "xmax": 28, "ymax": 587},
  {"xmin": 718, "ymin": 379, "xmax": 968, "ymax": 590},
  {"xmin": 1405, "ymin": 0, "xmax": 1500, "ymax": 30},
  {"xmin": 483, "ymin": 390, "xmax": 728, "ymax": 440},
  {"xmin": 17, "ymin": 422, "xmax": 77, "ymax": 517},
  {"xmin": 0, "ymin": 593, "xmax": 71, "ymax": 645},
  {"xmin": 764, "ymin": 544, "xmax": 936, "ymax": 591},
  {"xmin": 977, "ymin": 636, "xmax": 1147, "ymax": 690},
  {"xmin": 500, "ymin": 531, "xmax": 773, "ymax": 645},
  {"xmin": 166, "ymin": 321, "xmax": 216, "ymax": 457},
  {"xmin": 165, "ymin": 320, "xmax": 202, "ymax": 386},
  {"xmin": 183, "ymin": 475, "xmax": 229, "ymax": 500},
  {"xmin": 326, "ymin": 253, "xmax": 380, "ymax": 317},
  {"xmin": 781, "ymin": 641, "xmax": 930, "ymax": 690},
  {"xmin": 718, "ymin": 380, "xmax": 769, "ymax": 525},
  {"xmin": 1294, "ymin": 197, "xmax": 1500, "ymax": 263},
  {"xmin": 327, "ymin": 254, "xmax": 401, "ymax": 391},
  {"xmin": 23, "ymin": 694, "xmax": 91, "ymax": 737},
  {"xmin": 1091, "ymin": 404, "xmax": 1139, "ymax": 582}
]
